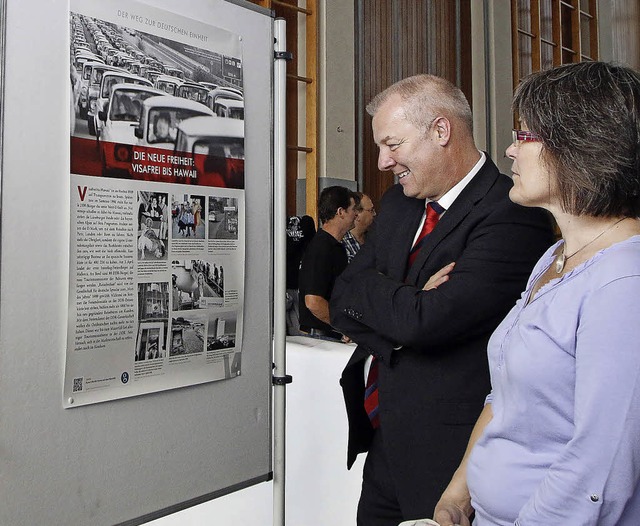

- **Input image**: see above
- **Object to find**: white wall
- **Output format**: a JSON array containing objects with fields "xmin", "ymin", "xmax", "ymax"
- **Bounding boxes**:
[{"xmin": 319, "ymin": 0, "xmax": 356, "ymax": 183}]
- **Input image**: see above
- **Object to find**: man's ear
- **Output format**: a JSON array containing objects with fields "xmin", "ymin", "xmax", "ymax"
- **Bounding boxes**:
[{"xmin": 433, "ymin": 117, "xmax": 451, "ymax": 144}]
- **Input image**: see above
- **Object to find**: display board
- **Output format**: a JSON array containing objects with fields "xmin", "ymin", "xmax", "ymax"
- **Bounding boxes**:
[{"xmin": 0, "ymin": 0, "xmax": 274, "ymax": 524}]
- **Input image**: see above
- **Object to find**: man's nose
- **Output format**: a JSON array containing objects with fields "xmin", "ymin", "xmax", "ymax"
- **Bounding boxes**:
[
  {"xmin": 505, "ymin": 142, "xmax": 517, "ymax": 160},
  {"xmin": 377, "ymin": 148, "xmax": 396, "ymax": 171}
]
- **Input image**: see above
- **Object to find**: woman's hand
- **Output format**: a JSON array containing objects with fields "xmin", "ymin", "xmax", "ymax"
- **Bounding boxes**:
[
  {"xmin": 433, "ymin": 500, "xmax": 471, "ymax": 526},
  {"xmin": 423, "ymin": 262, "xmax": 455, "ymax": 291}
]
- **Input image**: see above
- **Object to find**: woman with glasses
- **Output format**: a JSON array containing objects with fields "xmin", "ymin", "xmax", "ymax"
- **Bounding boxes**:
[{"xmin": 434, "ymin": 61, "xmax": 640, "ymax": 525}]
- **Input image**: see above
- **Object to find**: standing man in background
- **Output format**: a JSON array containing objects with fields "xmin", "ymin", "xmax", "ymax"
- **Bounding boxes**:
[
  {"xmin": 343, "ymin": 192, "xmax": 376, "ymax": 263},
  {"xmin": 299, "ymin": 185, "xmax": 358, "ymax": 341},
  {"xmin": 330, "ymin": 74, "xmax": 554, "ymax": 525}
]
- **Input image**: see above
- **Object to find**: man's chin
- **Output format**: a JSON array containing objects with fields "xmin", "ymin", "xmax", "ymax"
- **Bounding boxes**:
[{"xmin": 400, "ymin": 183, "xmax": 417, "ymax": 198}]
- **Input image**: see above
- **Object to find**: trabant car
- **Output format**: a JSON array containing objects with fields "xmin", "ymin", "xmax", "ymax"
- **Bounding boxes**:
[
  {"xmin": 199, "ymin": 81, "xmax": 218, "ymax": 91},
  {"xmin": 85, "ymin": 64, "xmax": 128, "ymax": 133},
  {"xmin": 77, "ymin": 60, "xmax": 108, "ymax": 117},
  {"xmin": 173, "ymin": 115, "xmax": 244, "ymax": 188},
  {"xmin": 163, "ymin": 66, "xmax": 185, "ymax": 80},
  {"xmin": 128, "ymin": 97, "xmax": 213, "ymax": 180},
  {"xmin": 213, "ymin": 97, "xmax": 244, "ymax": 120},
  {"xmin": 176, "ymin": 81, "xmax": 210, "ymax": 104},
  {"xmin": 154, "ymin": 75, "xmax": 183, "ymax": 96},
  {"xmin": 98, "ymin": 84, "xmax": 165, "ymax": 176},
  {"xmin": 91, "ymin": 71, "xmax": 152, "ymax": 137},
  {"xmin": 74, "ymin": 51, "xmax": 102, "ymax": 73},
  {"xmin": 205, "ymin": 87, "xmax": 243, "ymax": 113}
]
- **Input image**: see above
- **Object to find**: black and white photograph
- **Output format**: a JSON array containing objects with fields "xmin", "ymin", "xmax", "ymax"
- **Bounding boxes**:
[
  {"xmin": 135, "ymin": 322, "xmax": 165, "ymax": 361},
  {"xmin": 206, "ymin": 310, "xmax": 237, "ymax": 351},
  {"xmin": 206, "ymin": 310, "xmax": 239, "ymax": 379},
  {"xmin": 170, "ymin": 314, "xmax": 205, "ymax": 356},
  {"xmin": 172, "ymin": 259, "xmax": 223, "ymax": 310},
  {"xmin": 171, "ymin": 194, "xmax": 206, "ymax": 239},
  {"xmin": 208, "ymin": 195, "xmax": 238, "ymax": 240},
  {"xmin": 137, "ymin": 191, "xmax": 168, "ymax": 260},
  {"xmin": 135, "ymin": 281, "xmax": 169, "ymax": 360}
]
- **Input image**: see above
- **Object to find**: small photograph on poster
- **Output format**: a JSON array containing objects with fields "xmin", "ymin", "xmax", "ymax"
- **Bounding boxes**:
[
  {"xmin": 207, "ymin": 310, "xmax": 237, "ymax": 350},
  {"xmin": 171, "ymin": 194, "xmax": 205, "ymax": 239},
  {"xmin": 170, "ymin": 314, "xmax": 206, "ymax": 356},
  {"xmin": 206, "ymin": 310, "xmax": 240, "ymax": 378},
  {"xmin": 137, "ymin": 191, "xmax": 169, "ymax": 260},
  {"xmin": 172, "ymin": 259, "xmax": 224, "ymax": 310},
  {"xmin": 135, "ymin": 282, "xmax": 169, "ymax": 360},
  {"xmin": 208, "ymin": 195, "xmax": 239, "ymax": 240},
  {"xmin": 135, "ymin": 322, "xmax": 166, "ymax": 361}
]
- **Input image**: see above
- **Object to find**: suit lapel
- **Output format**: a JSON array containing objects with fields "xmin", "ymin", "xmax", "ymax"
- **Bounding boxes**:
[
  {"xmin": 405, "ymin": 157, "xmax": 501, "ymax": 284},
  {"xmin": 388, "ymin": 197, "xmax": 425, "ymax": 281}
]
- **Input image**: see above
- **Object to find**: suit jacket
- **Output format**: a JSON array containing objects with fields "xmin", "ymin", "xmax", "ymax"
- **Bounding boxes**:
[{"xmin": 330, "ymin": 156, "xmax": 554, "ymax": 517}]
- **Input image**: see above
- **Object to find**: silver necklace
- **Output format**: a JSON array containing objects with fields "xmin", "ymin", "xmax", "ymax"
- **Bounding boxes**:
[{"xmin": 555, "ymin": 217, "xmax": 627, "ymax": 274}]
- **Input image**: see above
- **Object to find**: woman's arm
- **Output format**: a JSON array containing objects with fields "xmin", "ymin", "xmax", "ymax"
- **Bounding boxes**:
[{"xmin": 434, "ymin": 403, "xmax": 493, "ymax": 526}]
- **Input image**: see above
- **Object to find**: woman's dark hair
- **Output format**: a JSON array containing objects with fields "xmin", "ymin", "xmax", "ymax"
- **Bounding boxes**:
[{"xmin": 513, "ymin": 61, "xmax": 640, "ymax": 217}]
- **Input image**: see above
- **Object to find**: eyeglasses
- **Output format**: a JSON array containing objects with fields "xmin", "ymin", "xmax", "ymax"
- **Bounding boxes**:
[
  {"xmin": 512, "ymin": 129, "xmax": 542, "ymax": 144},
  {"xmin": 361, "ymin": 206, "xmax": 376, "ymax": 214}
]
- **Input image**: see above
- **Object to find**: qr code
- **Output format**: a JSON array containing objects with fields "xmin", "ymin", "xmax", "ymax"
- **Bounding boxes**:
[{"xmin": 72, "ymin": 377, "xmax": 84, "ymax": 393}]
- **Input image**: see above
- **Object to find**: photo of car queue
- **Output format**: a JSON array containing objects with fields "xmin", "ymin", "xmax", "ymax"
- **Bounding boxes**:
[
  {"xmin": 172, "ymin": 194, "xmax": 206, "ymax": 239},
  {"xmin": 170, "ymin": 314, "xmax": 206, "ymax": 356},
  {"xmin": 137, "ymin": 191, "xmax": 169, "ymax": 260},
  {"xmin": 70, "ymin": 13, "xmax": 245, "ymax": 183},
  {"xmin": 135, "ymin": 282, "xmax": 169, "ymax": 361},
  {"xmin": 208, "ymin": 196, "xmax": 239, "ymax": 240},
  {"xmin": 172, "ymin": 259, "xmax": 224, "ymax": 311}
]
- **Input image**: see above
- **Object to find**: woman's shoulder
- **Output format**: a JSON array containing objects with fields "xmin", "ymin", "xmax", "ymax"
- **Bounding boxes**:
[{"xmin": 587, "ymin": 235, "xmax": 640, "ymax": 284}]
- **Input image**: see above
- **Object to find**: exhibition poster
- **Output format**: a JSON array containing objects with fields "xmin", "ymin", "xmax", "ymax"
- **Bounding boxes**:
[{"xmin": 65, "ymin": 0, "xmax": 246, "ymax": 407}]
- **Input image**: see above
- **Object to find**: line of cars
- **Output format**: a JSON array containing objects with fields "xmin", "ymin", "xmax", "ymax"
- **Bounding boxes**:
[
  {"xmin": 71, "ymin": 14, "xmax": 246, "ymax": 188},
  {"xmin": 97, "ymin": 82, "xmax": 245, "ymax": 188}
]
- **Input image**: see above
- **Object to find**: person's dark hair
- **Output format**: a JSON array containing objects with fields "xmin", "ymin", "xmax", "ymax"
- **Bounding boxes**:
[
  {"xmin": 318, "ymin": 186, "xmax": 355, "ymax": 224},
  {"xmin": 366, "ymin": 74, "xmax": 473, "ymax": 136},
  {"xmin": 513, "ymin": 61, "xmax": 640, "ymax": 217},
  {"xmin": 352, "ymin": 191, "xmax": 364, "ymax": 212}
]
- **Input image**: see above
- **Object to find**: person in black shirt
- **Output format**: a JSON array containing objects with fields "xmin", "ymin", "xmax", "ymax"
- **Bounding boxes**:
[
  {"xmin": 299, "ymin": 186, "xmax": 357, "ymax": 341},
  {"xmin": 285, "ymin": 215, "xmax": 316, "ymax": 335}
]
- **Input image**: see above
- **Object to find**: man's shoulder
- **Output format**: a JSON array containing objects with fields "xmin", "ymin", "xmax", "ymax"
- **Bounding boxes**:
[{"xmin": 302, "ymin": 229, "xmax": 341, "ymax": 259}]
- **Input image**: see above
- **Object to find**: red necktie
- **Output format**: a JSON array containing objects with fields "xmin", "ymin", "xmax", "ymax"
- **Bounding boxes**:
[
  {"xmin": 407, "ymin": 201, "xmax": 443, "ymax": 268},
  {"xmin": 365, "ymin": 202, "xmax": 444, "ymax": 429},
  {"xmin": 364, "ymin": 359, "xmax": 380, "ymax": 428}
]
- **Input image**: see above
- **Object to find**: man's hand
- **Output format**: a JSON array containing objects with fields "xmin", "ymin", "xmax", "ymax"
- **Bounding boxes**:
[
  {"xmin": 433, "ymin": 500, "xmax": 471, "ymax": 526},
  {"xmin": 423, "ymin": 262, "xmax": 455, "ymax": 291}
]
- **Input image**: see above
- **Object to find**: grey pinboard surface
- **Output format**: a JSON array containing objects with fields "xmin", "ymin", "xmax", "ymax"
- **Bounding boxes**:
[{"xmin": 0, "ymin": 0, "xmax": 274, "ymax": 524}]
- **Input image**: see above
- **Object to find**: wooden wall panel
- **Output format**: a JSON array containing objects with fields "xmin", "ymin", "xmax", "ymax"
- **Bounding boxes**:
[
  {"xmin": 358, "ymin": 0, "xmax": 471, "ymax": 207},
  {"xmin": 611, "ymin": 0, "xmax": 640, "ymax": 69}
]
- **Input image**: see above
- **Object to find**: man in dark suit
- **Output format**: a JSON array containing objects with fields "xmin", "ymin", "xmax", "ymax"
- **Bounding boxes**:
[{"xmin": 330, "ymin": 74, "xmax": 554, "ymax": 525}]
